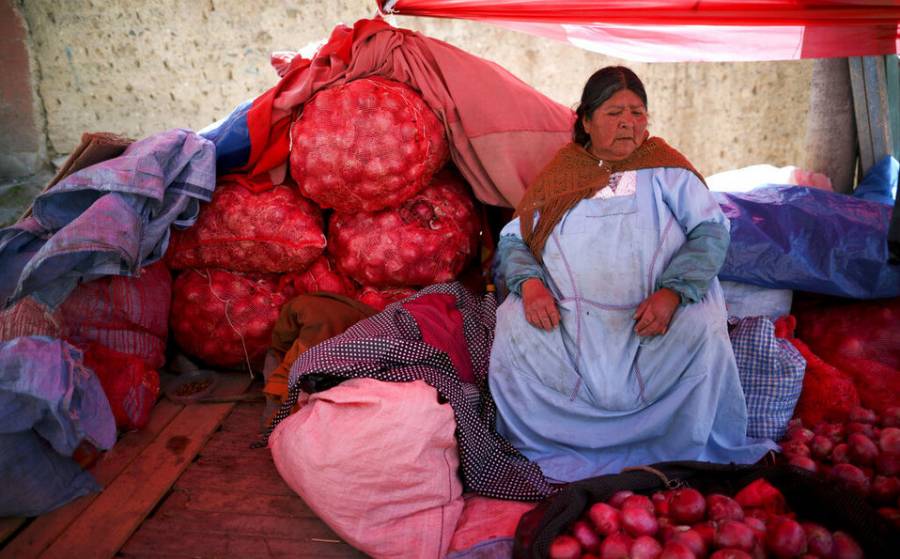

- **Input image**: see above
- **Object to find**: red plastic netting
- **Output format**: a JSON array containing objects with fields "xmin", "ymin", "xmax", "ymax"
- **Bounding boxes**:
[
  {"xmin": 775, "ymin": 315, "xmax": 860, "ymax": 425},
  {"xmin": 170, "ymin": 269, "xmax": 288, "ymax": 369},
  {"xmin": 357, "ymin": 287, "xmax": 418, "ymax": 312},
  {"xmin": 167, "ymin": 175, "xmax": 325, "ymax": 273},
  {"xmin": 278, "ymin": 255, "xmax": 358, "ymax": 299},
  {"xmin": 794, "ymin": 298, "xmax": 900, "ymax": 416},
  {"xmin": 329, "ymin": 170, "xmax": 480, "ymax": 288},
  {"xmin": 60, "ymin": 261, "xmax": 172, "ymax": 369},
  {"xmin": 290, "ymin": 77, "xmax": 449, "ymax": 213},
  {"xmin": 82, "ymin": 342, "xmax": 160, "ymax": 431}
]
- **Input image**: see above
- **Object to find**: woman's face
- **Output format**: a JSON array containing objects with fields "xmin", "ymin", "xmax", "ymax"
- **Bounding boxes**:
[{"xmin": 582, "ymin": 88, "xmax": 648, "ymax": 161}]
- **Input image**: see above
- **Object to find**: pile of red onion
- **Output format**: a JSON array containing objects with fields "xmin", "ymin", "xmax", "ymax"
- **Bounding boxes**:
[
  {"xmin": 779, "ymin": 405, "xmax": 900, "ymax": 527},
  {"xmin": 549, "ymin": 480, "xmax": 863, "ymax": 559}
]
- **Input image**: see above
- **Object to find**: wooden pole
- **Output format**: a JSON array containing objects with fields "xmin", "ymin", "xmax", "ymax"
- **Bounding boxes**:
[{"xmin": 803, "ymin": 58, "xmax": 857, "ymax": 194}]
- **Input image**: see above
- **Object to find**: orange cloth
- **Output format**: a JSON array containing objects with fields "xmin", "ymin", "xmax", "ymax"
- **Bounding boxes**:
[
  {"xmin": 516, "ymin": 138, "xmax": 705, "ymax": 261},
  {"xmin": 264, "ymin": 293, "xmax": 375, "ymax": 403}
]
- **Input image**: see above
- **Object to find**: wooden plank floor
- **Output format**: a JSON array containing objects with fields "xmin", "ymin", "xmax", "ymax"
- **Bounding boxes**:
[
  {"xmin": 118, "ymin": 397, "xmax": 366, "ymax": 559},
  {"xmin": 0, "ymin": 376, "xmax": 366, "ymax": 559}
]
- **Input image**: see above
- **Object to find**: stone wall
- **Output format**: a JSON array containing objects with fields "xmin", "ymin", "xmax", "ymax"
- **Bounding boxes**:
[{"xmin": 20, "ymin": 0, "xmax": 813, "ymax": 177}]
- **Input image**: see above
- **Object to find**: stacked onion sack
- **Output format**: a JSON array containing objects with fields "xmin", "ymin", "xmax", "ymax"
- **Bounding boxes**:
[
  {"xmin": 166, "ymin": 175, "xmax": 330, "ymax": 369},
  {"xmin": 290, "ymin": 77, "xmax": 480, "ymax": 309},
  {"xmin": 167, "ymin": 77, "xmax": 480, "ymax": 368}
]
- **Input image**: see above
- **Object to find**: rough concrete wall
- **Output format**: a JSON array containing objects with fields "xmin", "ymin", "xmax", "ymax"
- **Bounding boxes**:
[
  {"xmin": 23, "ymin": 0, "xmax": 813, "ymax": 176},
  {"xmin": 1, "ymin": 0, "xmax": 47, "ymax": 178}
]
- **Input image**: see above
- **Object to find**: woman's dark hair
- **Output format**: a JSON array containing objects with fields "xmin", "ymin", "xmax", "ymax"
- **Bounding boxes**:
[{"xmin": 573, "ymin": 66, "xmax": 648, "ymax": 146}]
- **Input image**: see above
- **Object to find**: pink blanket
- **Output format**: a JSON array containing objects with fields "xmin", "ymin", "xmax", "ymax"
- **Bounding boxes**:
[{"xmin": 247, "ymin": 18, "xmax": 574, "ymax": 207}]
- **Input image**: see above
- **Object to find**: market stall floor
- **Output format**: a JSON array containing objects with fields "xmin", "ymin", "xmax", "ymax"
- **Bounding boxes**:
[{"xmin": 0, "ymin": 373, "xmax": 366, "ymax": 558}]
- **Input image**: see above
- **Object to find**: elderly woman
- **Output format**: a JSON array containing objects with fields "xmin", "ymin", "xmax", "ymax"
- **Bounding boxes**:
[{"xmin": 489, "ymin": 66, "xmax": 775, "ymax": 482}]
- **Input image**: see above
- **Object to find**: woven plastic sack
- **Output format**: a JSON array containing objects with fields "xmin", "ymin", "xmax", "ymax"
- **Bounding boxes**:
[
  {"xmin": 728, "ymin": 316, "xmax": 806, "ymax": 440},
  {"xmin": 447, "ymin": 496, "xmax": 536, "ymax": 559},
  {"xmin": 277, "ymin": 256, "xmax": 357, "ymax": 298},
  {"xmin": 0, "ymin": 296, "xmax": 63, "ymax": 342},
  {"xmin": 290, "ymin": 77, "xmax": 449, "ymax": 213},
  {"xmin": 357, "ymin": 287, "xmax": 418, "ymax": 311},
  {"xmin": 170, "ymin": 269, "xmax": 288, "ymax": 369},
  {"xmin": 269, "ymin": 378, "xmax": 463, "ymax": 559},
  {"xmin": 59, "ymin": 261, "xmax": 172, "ymax": 369},
  {"xmin": 513, "ymin": 462, "xmax": 899, "ymax": 559},
  {"xmin": 167, "ymin": 175, "xmax": 325, "ymax": 273},
  {"xmin": 330, "ymin": 171, "xmax": 479, "ymax": 288},
  {"xmin": 82, "ymin": 343, "xmax": 160, "ymax": 431}
]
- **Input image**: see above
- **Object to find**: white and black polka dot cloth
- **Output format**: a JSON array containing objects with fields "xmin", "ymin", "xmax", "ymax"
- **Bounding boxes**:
[{"xmin": 262, "ymin": 282, "xmax": 554, "ymax": 501}]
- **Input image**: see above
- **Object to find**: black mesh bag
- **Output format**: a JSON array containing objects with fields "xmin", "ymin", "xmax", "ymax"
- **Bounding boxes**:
[{"xmin": 514, "ymin": 460, "xmax": 899, "ymax": 559}]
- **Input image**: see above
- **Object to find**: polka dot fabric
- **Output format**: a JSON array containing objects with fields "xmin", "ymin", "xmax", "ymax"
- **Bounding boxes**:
[{"xmin": 262, "ymin": 282, "xmax": 553, "ymax": 501}]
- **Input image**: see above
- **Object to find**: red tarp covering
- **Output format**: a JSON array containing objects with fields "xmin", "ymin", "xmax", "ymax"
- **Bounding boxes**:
[{"xmin": 377, "ymin": 1, "xmax": 900, "ymax": 61}]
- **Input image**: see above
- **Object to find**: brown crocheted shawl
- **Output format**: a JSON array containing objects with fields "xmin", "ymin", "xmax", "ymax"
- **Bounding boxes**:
[{"xmin": 516, "ymin": 137, "xmax": 706, "ymax": 261}]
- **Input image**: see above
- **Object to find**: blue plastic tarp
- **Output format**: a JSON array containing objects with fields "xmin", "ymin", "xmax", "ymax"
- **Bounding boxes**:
[{"xmin": 716, "ymin": 186, "xmax": 900, "ymax": 299}]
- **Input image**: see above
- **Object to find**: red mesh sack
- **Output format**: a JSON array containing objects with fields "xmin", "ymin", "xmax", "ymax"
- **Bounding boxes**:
[
  {"xmin": 82, "ymin": 343, "xmax": 160, "ymax": 431},
  {"xmin": 167, "ymin": 175, "xmax": 325, "ymax": 273},
  {"xmin": 0, "ymin": 297, "xmax": 63, "ymax": 342},
  {"xmin": 788, "ymin": 337, "xmax": 861, "ymax": 426},
  {"xmin": 277, "ymin": 256, "xmax": 358, "ymax": 298},
  {"xmin": 329, "ymin": 171, "xmax": 480, "ymax": 288},
  {"xmin": 290, "ymin": 77, "xmax": 449, "ymax": 213},
  {"xmin": 794, "ymin": 298, "xmax": 900, "ymax": 370},
  {"xmin": 794, "ymin": 298, "xmax": 900, "ymax": 414},
  {"xmin": 357, "ymin": 287, "xmax": 417, "ymax": 312},
  {"xmin": 60, "ymin": 261, "xmax": 172, "ymax": 369},
  {"xmin": 170, "ymin": 269, "xmax": 288, "ymax": 369}
]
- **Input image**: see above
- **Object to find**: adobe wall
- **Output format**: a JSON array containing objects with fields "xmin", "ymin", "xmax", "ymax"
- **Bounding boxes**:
[{"xmin": 21, "ymin": 0, "xmax": 813, "ymax": 177}]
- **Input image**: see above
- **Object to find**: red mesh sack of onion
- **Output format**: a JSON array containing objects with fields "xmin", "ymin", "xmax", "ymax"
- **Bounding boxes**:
[
  {"xmin": 290, "ymin": 77, "xmax": 449, "ymax": 213},
  {"xmin": 357, "ymin": 287, "xmax": 418, "ymax": 312},
  {"xmin": 167, "ymin": 175, "xmax": 325, "ymax": 273},
  {"xmin": 82, "ymin": 342, "xmax": 160, "ymax": 431},
  {"xmin": 61, "ymin": 261, "xmax": 172, "ymax": 370},
  {"xmin": 169, "ymin": 269, "xmax": 288, "ymax": 369},
  {"xmin": 277, "ymin": 256, "xmax": 358, "ymax": 299},
  {"xmin": 329, "ymin": 170, "xmax": 479, "ymax": 288}
]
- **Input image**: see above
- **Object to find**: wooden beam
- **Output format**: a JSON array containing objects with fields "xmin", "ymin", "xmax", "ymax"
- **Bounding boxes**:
[
  {"xmin": 35, "ymin": 372, "xmax": 251, "ymax": 559},
  {"xmin": 885, "ymin": 55, "xmax": 900, "ymax": 160},
  {"xmin": 849, "ymin": 56, "xmax": 894, "ymax": 179}
]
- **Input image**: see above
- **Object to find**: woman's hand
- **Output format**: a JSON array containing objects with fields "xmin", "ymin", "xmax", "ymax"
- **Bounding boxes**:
[
  {"xmin": 633, "ymin": 288, "xmax": 680, "ymax": 337},
  {"xmin": 521, "ymin": 278, "xmax": 560, "ymax": 331}
]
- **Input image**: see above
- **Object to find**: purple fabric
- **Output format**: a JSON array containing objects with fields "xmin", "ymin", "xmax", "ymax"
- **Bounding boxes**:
[{"xmin": 0, "ymin": 129, "xmax": 215, "ymax": 309}]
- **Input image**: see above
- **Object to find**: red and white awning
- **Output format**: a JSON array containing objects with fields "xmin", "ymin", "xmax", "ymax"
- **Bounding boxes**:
[{"xmin": 377, "ymin": 1, "xmax": 900, "ymax": 61}]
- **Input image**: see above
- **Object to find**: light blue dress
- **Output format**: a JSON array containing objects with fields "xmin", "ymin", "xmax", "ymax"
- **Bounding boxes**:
[{"xmin": 489, "ymin": 167, "xmax": 776, "ymax": 482}]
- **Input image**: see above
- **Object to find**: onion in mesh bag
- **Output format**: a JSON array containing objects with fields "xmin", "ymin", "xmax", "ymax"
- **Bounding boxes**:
[
  {"xmin": 170, "ymin": 269, "xmax": 288, "ymax": 369},
  {"xmin": 329, "ymin": 170, "xmax": 479, "ymax": 288},
  {"xmin": 290, "ymin": 77, "xmax": 449, "ymax": 213},
  {"xmin": 167, "ymin": 175, "xmax": 325, "ymax": 273},
  {"xmin": 61, "ymin": 261, "xmax": 172, "ymax": 370},
  {"xmin": 278, "ymin": 256, "xmax": 358, "ymax": 299}
]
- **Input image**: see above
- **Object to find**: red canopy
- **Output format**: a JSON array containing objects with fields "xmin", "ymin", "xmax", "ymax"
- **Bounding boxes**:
[{"xmin": 377, "ymin": 1, "xmax": 900, "ymax": 61}]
